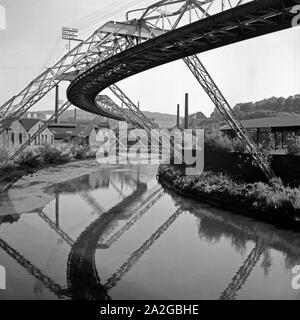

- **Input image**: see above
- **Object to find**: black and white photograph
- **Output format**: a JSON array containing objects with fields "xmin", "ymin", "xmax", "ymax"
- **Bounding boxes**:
[{"xmin": 0, "ymin": 0, "xmax": 300, "ymax": 312}]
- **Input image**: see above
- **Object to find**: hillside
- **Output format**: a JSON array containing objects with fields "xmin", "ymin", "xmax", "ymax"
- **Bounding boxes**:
[
  {"xmin": 211, "ymin": 95, "xmax": 300, "ymax": 121},
  {"xmin": 143, "ymin": 111, "xmax": 180, "ymax": 128},
  {"xmin": 25, "ymin": 109, "xmax": 179, "ymax": 128}
]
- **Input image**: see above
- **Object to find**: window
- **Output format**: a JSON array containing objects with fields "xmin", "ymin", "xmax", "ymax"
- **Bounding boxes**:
[
  {"xmin": 34, "ymin": 136, "xmax": 37, "ymax": 145},
  {"xmin": 19, "ymin": 133, "xmax": 22, "ymax": 145},
  {"xmin": 11, "ymin": 132, "xmax": 14, "ymax": 145},
  {"xmin": 51, "ymin": 136, "xmax": 54, "ymax": 145},
  {"xmin": 45, "ymin": 135, "xmax": 47, "ymax": 143}
]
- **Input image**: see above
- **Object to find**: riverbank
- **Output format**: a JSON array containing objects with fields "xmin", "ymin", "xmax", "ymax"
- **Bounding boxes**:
[
  {"xmin": 0, "ymin": 159, "xmax": 123, "ymax": 216},
  {"xmin": 158, "ymin": 165, "xmax": 300, "ymax": 226},
  {"xmin": 0, "ymin": 144, "xmax": 96, "ymax": 192}
]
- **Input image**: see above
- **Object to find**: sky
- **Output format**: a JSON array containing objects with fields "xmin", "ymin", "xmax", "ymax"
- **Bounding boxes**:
[{"xmin": 0, "ymin": 0, "xmax": 299, "ymax": 117}]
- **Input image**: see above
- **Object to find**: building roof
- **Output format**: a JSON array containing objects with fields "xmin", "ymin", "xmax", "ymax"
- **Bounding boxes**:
[
  {"xmin": 48, "ymin": 123, "xmax": 95, "ymax": 140},
  {"xmin": 19, "ymin": 118, "xmax": 42, "ymax": 131},
  {"xmin": 47, "ymin": 123, "xmax": 77, "ymax": 128},
  {"xmin": 48, "ymin": 127, "xmax": 77, "ymax": 140},
  {"xmin": 221, "ymin": 115, "xmax": 300, "ymax": 131},
  {"xmin": 73, "ymin": 125, "xmax": 95, "ymax": 137}
]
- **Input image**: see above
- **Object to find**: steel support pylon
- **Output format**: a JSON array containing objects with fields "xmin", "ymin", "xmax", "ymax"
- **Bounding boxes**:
[{"xmin": 183, "ymin": 55, "xmax": 274, "ymax": 178}]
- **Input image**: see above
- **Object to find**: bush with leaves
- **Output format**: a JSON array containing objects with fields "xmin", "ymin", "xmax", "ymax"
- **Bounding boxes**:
[
  {"xmin": 204, "ymin": 128, "xmax": 233, "ymax": 153},
  {"xmin": 72, "ymin": 145, "xmax": 90, "ymax": 160},
  {"xmin": 37, "ymin": 144, "xmax": 70, "ymax": 164},
  {"xmin": 286, "ymin": 135, "xmax": 300, "ymax": 156},
  {"xmin": 15, "ymin": 149, "xmax": 41, "ymax": 168},
  {"xmin": 158, "ymin": 164, "xmax": 300, "ymax": 222},
  {"xmin": 0, "ymin": 147, "xmax": 9, "ymax": 164}
]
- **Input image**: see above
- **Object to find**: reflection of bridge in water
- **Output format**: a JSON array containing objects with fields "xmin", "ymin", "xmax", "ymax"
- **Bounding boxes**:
[
  {"xmin": 0, "ymin": 168, "xmax": 151, "ymax": 299},
  {"xmin": 1, "ymin": 168, "xmax": 300, "ymax": 299}
]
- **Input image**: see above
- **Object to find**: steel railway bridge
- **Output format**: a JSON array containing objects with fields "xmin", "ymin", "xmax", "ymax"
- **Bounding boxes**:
[{"xmin": 0, "ymin": 0, "xmax": 298, "ymax": 177}]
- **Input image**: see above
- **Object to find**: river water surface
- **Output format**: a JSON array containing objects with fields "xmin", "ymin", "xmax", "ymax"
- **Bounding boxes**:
[{"xmin": 0, "ymin": 164, "xmax": 300, "ymax": 300}]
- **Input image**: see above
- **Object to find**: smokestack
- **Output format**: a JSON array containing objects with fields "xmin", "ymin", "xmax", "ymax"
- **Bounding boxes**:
[
  {"xmin": 184, "ymin": 93, "xmax": 189, "ymax": 129},
  {"xmin": 74, "ymin": 108, "xmax": 77, "ymax": 123},
  {"xmin": 55, "ymin": 84, "xmax": 60, "ymax": 124},
  {"xmin": 177, "ymin": 104, "xmax": 180, "ymax": 128}
]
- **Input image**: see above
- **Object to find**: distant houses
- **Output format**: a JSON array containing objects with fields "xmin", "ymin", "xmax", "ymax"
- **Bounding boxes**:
[
  {"xmin": 47, "ymin": 120, "xmax": 109, "ymax": 147},
  {"xmin": 0, "ymin": 120, "xmax": 28, "ymax": 149},
  {"xmin": 0, "ymin": 115, "xmax": 110, "ymax": 154},
  {"xmin": 19, "ymin": 119, "xmax": 54, "ymax": 146},
  {"xmin": 0, "ymin": 119, "xmax": 54, "ymax": 151}
]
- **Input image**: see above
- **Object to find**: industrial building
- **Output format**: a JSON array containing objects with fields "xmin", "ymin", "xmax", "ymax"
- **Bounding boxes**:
[{"xmin": 221, "ymin": 115, "xmax": 300, "ymax": 150}]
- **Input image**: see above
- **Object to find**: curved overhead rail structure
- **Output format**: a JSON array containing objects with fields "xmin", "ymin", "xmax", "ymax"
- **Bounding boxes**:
[
  {"xmin": 67, "ymin": 0, "xmax": 297, "ymax": 178},
  {"xmin": 0, "ymin": 0, "xmax": 297, "ymax": 178},
  {"xmin": 68, "ymin": 0, "xmax": 296, "ymax": 110}
]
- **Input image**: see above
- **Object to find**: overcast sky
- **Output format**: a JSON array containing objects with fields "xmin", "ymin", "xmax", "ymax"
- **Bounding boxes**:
[{"xmin": 0, "ymin": 0, "xmax": 299, "ymax": 117}]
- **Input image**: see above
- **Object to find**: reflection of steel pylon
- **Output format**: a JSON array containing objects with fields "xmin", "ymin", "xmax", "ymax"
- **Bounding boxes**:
[
  {"xmin": 100, "ymin": 188, "xmax": 165, "ymax": 248},
  {"xmin": 0, "ymin": 237, "xmax": 69, "ymax": 298},
  {"xmin": 79, "ymin": 190, "xmax": 106, "ymax": 216},
  {"xmin": 219, "ymin": 242, "xmax": 265, "ymax": 300},
  {"xmin": 37, "ymin": 209, "xmax": 74, "ymax": 247},
  {"xmin": 104, "ymin": 207, "xmax": 183, "ymax": 290}
]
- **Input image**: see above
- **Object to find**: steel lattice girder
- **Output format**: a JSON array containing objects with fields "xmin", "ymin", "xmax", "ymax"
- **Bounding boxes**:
[
  {"xmin": 183, "ymin": 55, "xmax": 274, "ymax": 177},
  {"xmin": 0, "ymin": 21, "xmax": 150, "ymax": 134},
  {"xmin": 67, "ymin": 0, "xmax": 297, "ymax": 114},
  {"xmin": 67, "ymin": 0, "xmax": 297, "ymax": 178}
]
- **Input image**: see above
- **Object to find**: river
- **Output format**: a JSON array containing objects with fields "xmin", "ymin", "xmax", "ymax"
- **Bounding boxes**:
[{"xmin": 0, "ymin": 164, "xmax": 299, "ymax": 300}]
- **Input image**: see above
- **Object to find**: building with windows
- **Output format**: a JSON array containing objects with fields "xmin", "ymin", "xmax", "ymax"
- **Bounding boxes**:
[
  {"xmin": 0, "ymin": 120, "xmax": 28, "ymax": 150},
  {"xmin": 48, "ymin": 122, "xmax": 107, "ymax": 147},
  {"xmin": 221, "ymin": 115, "xmax": 300, "ymax": 150},
  {"xmin": 19, "ymin": 119, "xmax": 54, "ymax": 146}
]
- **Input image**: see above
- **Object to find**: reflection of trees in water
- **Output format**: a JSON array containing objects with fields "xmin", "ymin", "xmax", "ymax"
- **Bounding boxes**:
[
  {"xmin": 160, "ymin": 183, "xmax": 300, "ymax": 276},
  {"xmin": 283, "ymin": 254, "xmax": 300, "ymax": 270},
  {"xmin": 261, "ymin": 249, "xmax": 273, "ymax": 276},
  {"xmin": 197, "ymin": 217, "xmax": 248, "ymax": 256}
]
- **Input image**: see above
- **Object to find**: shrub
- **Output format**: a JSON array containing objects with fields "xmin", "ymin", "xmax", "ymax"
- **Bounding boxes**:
[
  {"xmin": 286, "ymin": 135, "xmax": 300, "ymax": 156},
  {"xmin": 158, "ymin": 164, "xmax": 300, "ymax": 222},
  {"xmin": 38, "ymin": 144, "xmax": 70, "ymax": 164},
  {"xmin": 204, "ymin": 128, "xmax": 233, "ymax": 153},
  {"xmin": 0, "ymin": 147, "xmax": 9, "ymax": 164},
  {"xmin": 231, "ymin": 138, "xmax": 246, "ymax": 153},
  {"xmin": 72, "ymin": 145, "xmax": 89, "ymax": 160},
  {"xmin": 15, "ymin": 150, "xmax": 41, "ymax": 168}
]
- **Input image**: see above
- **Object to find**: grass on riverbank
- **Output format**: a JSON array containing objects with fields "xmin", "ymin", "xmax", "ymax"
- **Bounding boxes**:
[
  {"xmin": 158, "ymin": 165, "xmax": 300, "ymax": 223},
  {"xmin": 0, "ymin": 144, "xmax": 96, "ymax": 187}
]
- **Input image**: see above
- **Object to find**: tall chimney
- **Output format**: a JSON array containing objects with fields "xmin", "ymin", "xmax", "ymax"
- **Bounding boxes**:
[
  {"xmin": 177, "ymin": 104, "xmax": 180, "ymax": 128},
  {"xmin": 74, "ymin": 108, "xmax": 77, "ymax": 123},
  {"xmin": 55, "ymin": 84, "xmax": 60, "ymax": 124},
  {"xmin": 184, "ymin": 93, "xmax": 189, "ymax": 129}
]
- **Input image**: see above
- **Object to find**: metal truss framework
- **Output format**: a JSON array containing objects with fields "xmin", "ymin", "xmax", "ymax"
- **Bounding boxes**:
[
  {"xmin": 67, "ymin": 0, "xmax": 298, "ymax": 178},
  {"xmin": 1, "ymin": 0, "xmax": 297, "ymax": 177},
  {"xmin": 0, "ymin": 21, "xmax": 153, "ymax": 133}
]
